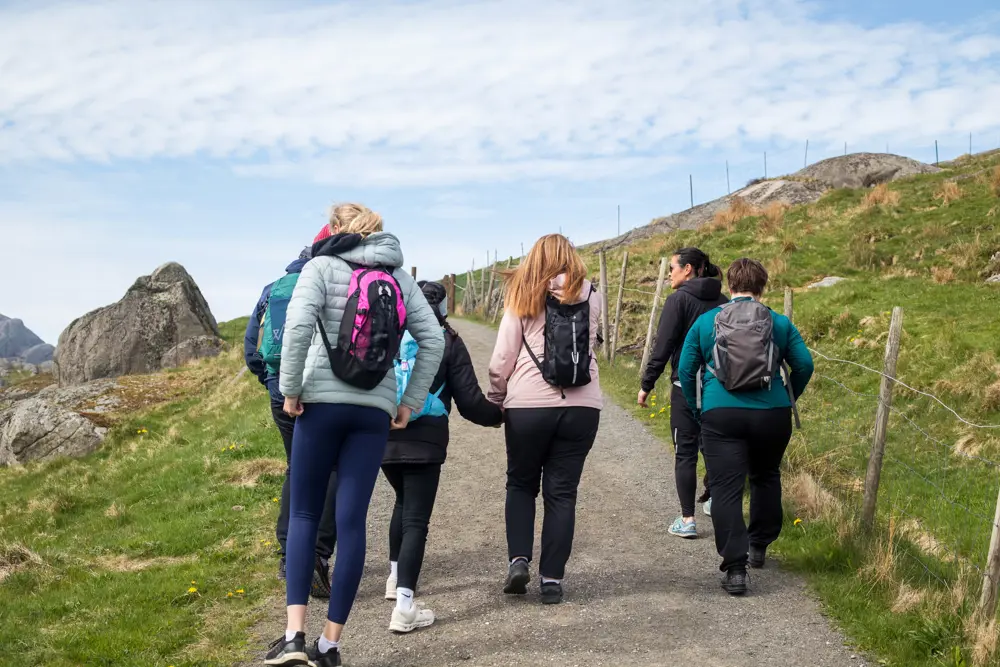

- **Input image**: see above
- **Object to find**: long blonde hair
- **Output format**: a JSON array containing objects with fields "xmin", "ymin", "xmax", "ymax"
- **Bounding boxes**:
[
  {"xmin": 504, "ymin": 234, "xmax": 587, "ymax": 318},
  {"xmin": 329, "ymin": 203, "xmax": 383, "ymax": 237}
]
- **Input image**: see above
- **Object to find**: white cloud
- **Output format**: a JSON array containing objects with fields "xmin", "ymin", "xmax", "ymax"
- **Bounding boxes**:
[{"xmin": 1, "ymin": 0, "xmax": 999, "ymax": 187}]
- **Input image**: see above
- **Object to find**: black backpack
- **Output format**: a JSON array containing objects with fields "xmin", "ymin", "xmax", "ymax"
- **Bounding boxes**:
[{"xmin": 522, "ymin": 285, "xmax": 595, "ymax": 396}]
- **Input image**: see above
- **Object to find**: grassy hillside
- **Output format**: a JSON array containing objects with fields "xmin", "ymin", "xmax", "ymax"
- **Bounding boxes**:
[
  {"xmin": 0, "ymin": 325, "xmax": 285, "ymax": 667},
  {"xmin": 457, "ymin": 152, "xmax": 1000, "ymax": 666}
]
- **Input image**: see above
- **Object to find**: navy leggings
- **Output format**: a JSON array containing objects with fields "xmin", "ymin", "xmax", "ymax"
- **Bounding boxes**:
[{"xmin": 286, "ymin": 403, "xmax": 389, "ymax": 624}]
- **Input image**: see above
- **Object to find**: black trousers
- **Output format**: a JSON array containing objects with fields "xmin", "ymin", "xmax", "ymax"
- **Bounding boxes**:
[
  {"xmin": 504, "ymin": 407, "xmax": 600, "ymax": 580},
  {"xmin": 383, "ymin": 463, "xmax": 442, "ymax": 592},
  {"xmin": 701, "ymin": 408, "xmax": 792, "ymax": 572},
  {"xmin": 670, "ymin": 384, "xmax": 707, "ymax": 517},
  {"xmin": 271, "ymin": 401, "xmax": 337, "ymax": 559}
]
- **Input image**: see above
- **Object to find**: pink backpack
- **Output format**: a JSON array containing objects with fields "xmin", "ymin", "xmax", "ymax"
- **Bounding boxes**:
[{"xmin": 317, "ymin": 264, "xmax": 407, "ymax": 390}]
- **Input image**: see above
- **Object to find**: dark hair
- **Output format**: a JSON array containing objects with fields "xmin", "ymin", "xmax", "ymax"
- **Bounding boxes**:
[
  {"xmin": 418, "ymin": 281, "xmax": 457, "ymax": 335},
  {"xmin": 726, "ymin": 258, "xmax": 769, "ymax": 295},
  {"xmin": 673, "ymin": 247, "xmax": 721, "ymax": 278}
]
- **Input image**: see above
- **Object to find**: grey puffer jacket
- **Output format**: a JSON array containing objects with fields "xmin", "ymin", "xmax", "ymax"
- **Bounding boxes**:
[{"xmin": 278, "ymin": 232, "xmax": 445, "ymax": 418}]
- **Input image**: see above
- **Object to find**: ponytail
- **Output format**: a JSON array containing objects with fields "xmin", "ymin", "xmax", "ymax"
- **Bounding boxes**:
[{"xmin": 674, "ymin": 247, "xmax": 718, "ymax": 278}]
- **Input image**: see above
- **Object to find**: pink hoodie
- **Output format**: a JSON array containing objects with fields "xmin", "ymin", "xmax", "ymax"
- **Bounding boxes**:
[{"xmin": 488, "ymin": 275, "xmax": 604, "ymax": 410}]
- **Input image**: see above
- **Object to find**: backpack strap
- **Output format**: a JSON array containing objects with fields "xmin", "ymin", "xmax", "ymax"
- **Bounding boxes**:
[
  {"xmin": 781, "ymin": 361, "xmax": 802, "ymax": 429},
  {"xmin": 519, "ymin": 321, "xmax": 566, "ymax": 399}
]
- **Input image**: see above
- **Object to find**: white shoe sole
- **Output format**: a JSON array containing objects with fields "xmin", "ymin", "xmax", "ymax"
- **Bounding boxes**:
[
  {"xmin": 668, "ymin": 527, "xmax": 698, "ymax": 539},
  {"xmin": 264, "ymin": 652, "xmax": 309, "ymax": 666},
  {"xmin": 385, "ymin": 577, "xmax": 397, "ymax": 600},
  {"xmin": 389, "ymin": 611, "xmax": 435, "ymax": 633}
]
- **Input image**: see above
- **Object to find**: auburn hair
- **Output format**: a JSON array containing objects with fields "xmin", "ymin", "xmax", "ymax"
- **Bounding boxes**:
[{"xmin": 504, "ymin": 234, "xmax": 588, "ymax": 318}]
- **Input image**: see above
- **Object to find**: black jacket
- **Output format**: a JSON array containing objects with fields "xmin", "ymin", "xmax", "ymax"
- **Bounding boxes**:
[
  {"xmin": 384, "ymin": 326, "xmax": 502, "ymax": 466},
  {"xmin": 640, "ymin": 277, "xmax": 728, "ymax": 392}
]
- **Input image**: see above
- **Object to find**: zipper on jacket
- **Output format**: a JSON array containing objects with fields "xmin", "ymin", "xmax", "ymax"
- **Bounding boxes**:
[{"xmin": 571, "ymin": 320, "xmax": 580, "ymax": 385}]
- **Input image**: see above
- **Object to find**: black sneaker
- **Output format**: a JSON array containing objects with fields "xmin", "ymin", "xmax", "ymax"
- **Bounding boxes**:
[
  {"xmin": 306, "ymin": 638, "xmax": 343, "ymax": 667},
  {"xmin": 264, "ymin": 631, "xmax": 309, "ymax": 666},
  {"xmin": 721, "ymin": 568, "xmax": 748, "ymax": 596},
  {"xmin": 749, "ymin": 544, "xmax": 767, "ymax": 569},
  {"xmin": 540, "ymin": 581, "xmax": 563, "ymax": 605},
  {"xmin": 503, "ymin": 559, "xmax": 530, "ymax": 595},
  {"xmin": 311, "ymin": 556, "xmax": 331, "ymax": 598},
  {"xmin": 277, "ymin": 556, "xmax": 287, "ymax": 581}
]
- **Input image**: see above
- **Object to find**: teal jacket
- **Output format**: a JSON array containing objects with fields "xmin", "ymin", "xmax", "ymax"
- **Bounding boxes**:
[{"xmin": 678, "ymin": 297, "xmax": 814, "ymax": 415}]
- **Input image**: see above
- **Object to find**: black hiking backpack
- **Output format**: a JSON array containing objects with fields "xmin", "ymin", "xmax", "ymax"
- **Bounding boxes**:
[
  {"xmin": 522, "ymin": 285, "xmax": 596, "ymax": 396},
  {"xmin": 700, "ymin": 299, "xmax": 801, "ymax": 427}
]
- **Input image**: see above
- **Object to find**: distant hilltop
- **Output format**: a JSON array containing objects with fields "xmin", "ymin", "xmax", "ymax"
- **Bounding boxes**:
[{"xmin": 0, "ymin": 313, "xmax": 53, "ymax": 365}]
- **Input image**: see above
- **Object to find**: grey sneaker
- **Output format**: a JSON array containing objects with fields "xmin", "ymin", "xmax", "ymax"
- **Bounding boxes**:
[
  {"xmin": 503, "ymin": 559, "xmax": 530, "ymax": 595},
  {"xmin": 722, "ymin": 568, "xmax": 748, "ymax": 595}
]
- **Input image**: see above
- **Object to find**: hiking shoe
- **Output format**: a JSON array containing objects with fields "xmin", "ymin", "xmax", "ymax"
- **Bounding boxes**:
[
  {"xmin": 385, "ymin": 574, "xmax": 397, "ymax": 600},
  {"xmin": 503, "ymin": 559, "xmax": 530, "ymax": 595},
  {"xmin": 749, "ymin": 544, "xmax": 767, "ymax": 569},
  {"xmin": 264, "ymin": 631, "xmax": 309, "ymax": 666},
  {"xmin": 310, "ymin": 556, "xmax": 331, "ymax": 599},
  {"xmin": 668, "ymin": 516, "xmax": 697, "ymax": 539},
  {"xmin": 389, "ymin": 603, "xmax": 436, "ymax": 633},
  {"xmin": 703, "ymin": 498, "xmax": 712, "ymax": 517},
  {"xmin": 277, "ymin": 556, "xmax": 287, "ymax": 581},
  {"xmin": 540, "ymin": 581, "xmax": 564, "ymax": 605},
  {"xmin": 721, "ymin": 568, "xmax": 748, "ymax": 596},
  {"xmin": 306, "ymin": 639, "xmax": 342, "ymax": 667}
]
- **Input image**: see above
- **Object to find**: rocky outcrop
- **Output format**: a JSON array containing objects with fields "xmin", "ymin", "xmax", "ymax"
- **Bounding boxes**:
[
  {"xmin": 20, "ymin": 343, "xmax": 54, "ymax": 365},
  {"xmin": 160, "ymin": 335, "xmax": 226, "ymax": 368},
  {"xmin": 0, "ymin": 398, "xmax": 107, "ymax": 466},
  {"xmin": 0, "ymin": 315, "xmax": 46, "ymax": 360},
  {"xmin": 54, "ymin": 262, "xmax": 223, "ymax": 386},
  {"xmin": 797, "ymin": 153, "xmax": 938, "ymax": 190}
]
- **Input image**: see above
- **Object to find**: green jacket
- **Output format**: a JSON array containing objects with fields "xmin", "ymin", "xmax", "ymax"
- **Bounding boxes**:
[{"xmin": 678, "ymin": 297, "xmax": 814, "ymax": 415}]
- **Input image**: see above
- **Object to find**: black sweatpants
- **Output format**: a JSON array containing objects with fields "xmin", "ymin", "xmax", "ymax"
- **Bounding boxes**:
[
  {"xmin": 670, "ymin": 384, "xmax": 706, "ymax": 518},
  {"xmin": 271, "ymin": 401, "xmax": 337, "ymax": 560},
  {"xmin": 701, "ymin": 407, "xmax": 792, "ymax": 572},
  {"xmin": 382, "ymin": 463, "xmax": 442, "ymax": 592},
  {"xmin": 504, "ymin": 407, "xmax": 600, "ymax": 580}
]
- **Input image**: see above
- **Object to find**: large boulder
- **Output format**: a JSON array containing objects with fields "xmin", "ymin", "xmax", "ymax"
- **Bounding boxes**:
[
  {"xmin": 795, "ymin": 153, "xmax": 939, "ymax": 189},
  {"xmin": 0, "ymin": 398, "xmax": 107, "ymax": 466},
  {"xmin": 54, "ymin": 262, "xmax": 222, "ymax": 386},
  {"xmin": 0, "ymin": 314, "xmax": 45, "ymax": 360}
]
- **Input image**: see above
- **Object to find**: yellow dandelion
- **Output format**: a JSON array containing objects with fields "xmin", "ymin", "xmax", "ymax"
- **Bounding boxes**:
[
  {"xmin": 649, "ymin": 413, "xmax": 655, "ymax": 418},
  {"xmin": 659, "ymin": 407, "xmax": 666, "ymax": 413},
  {"xmin": 229, "ymin": 445, "xmax": 236, "ymax": 450},
  {"xmin": 264, "ymin": 541, "xmax": 272, "ymax": 546},
  {"xmin": 188, "ymin": 587, "xmax": 198, "ymax": 593},
  {"xmin": 236, "ymin": 588, "xmax": 245, "ymax": 594},
  {"xmin": 227, "ymin": 592, "xmax": 233, "ymax": 598},
  {"xmin": 191, "ymin": 580, "xmax": 196, "ymax": 585},
  {"xmin": 272, "ymin": 497, "xmax": 279, "ymax": 503},
  {"xmin": 793, "ymin": 518, "xmax": 803, "ymax": 526}
]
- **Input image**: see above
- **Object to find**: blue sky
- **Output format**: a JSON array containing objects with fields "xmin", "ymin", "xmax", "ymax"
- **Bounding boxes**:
[{"xmin": 2, "ymin": 0, "xmax": 1000, "ymax": 344}]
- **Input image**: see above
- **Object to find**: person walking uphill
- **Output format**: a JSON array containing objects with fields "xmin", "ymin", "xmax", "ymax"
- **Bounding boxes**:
[
  {"xmin": 264, "ymin": 203, "xmax": 445, "ymax": 667},
  {"xmin": 488, "ymin": 234, "xmax": 604, "ymax": 605},
  {"xmin": 638, "ymin": 247, "xmax": 727, "ymax": 539},
  {"xmin": 382, "ymin": 281, "xmax": 503, "ymax": 633},
  {"xmin": 677, "ymin": 258, "xmax": 813, "ymax": 596}
]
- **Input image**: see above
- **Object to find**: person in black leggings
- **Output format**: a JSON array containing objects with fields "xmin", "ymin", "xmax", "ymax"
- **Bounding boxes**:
[
  {"xmin": 381, "ymin": 281, "xmax": 502, "ymax": 633},
  {"xmin": 638, "ymin": 247, "xmax": 727, "ymax": 538}
]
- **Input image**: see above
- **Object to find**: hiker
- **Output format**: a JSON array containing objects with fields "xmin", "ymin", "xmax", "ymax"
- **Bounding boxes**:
[
  {"xmin": 382, "ymin": 280, "xmax": 503, "ymax": 633},
  {"xmin": 637, "ymin": 247, "xmax": 727, "ymax": 538},
  {"xmin": 488, "ymin": 233, "xmax": 604, "ymax": 605},
  {"xmin": 265, "ymin": 204, "xmax": 444, "ymax": 667},
  {"xmin": 677, "ymin": 258, "xmax": 813, "ymax": 595},
  {"xmin": 243, "ymin": 238, "xmax": 337, "ymax": 598}
]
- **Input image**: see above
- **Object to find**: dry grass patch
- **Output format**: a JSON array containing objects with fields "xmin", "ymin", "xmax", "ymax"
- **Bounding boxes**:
[
  {"xmin": 934, "ymin": 180, "xmax": 964, "ymax": 206},
  {"xmin": 864, "ymin": 515, "xmax": 898, "ymax": 585},
  {"xmin": 891, "ymin": 583, "xmax": 927, "ymax": 613},
  {"xmin": 758, "ymin": 202, "xmax": 789, "ymax": 236},
  {"xmin": 900, "ymin": 518, "xmax": 955, "ymax": 563},
  {"xmin": 988, "ymin": 166, "xmax": 1000, "ymax": 198},
  {"xmin": 710, "ymin": 196, "xmax": 758, "ymax": 232},
  {"xmin": 862, "ymin": 183, "xmax": 901, "ymax": 211},
  {"xmin": 971, "ymin": 616, "xmax": 1000, "ymax": 667},
  {"xmin": 227, "ymin": 458, "xmax": 286, "ymax": 487},
  {"xmin": 0, "ymin": 542, "xmax": 44, "ymax": 582},
  {"xmin": 786, "ymin": 471, "xmax": 841, "ymax": 520},
  {"xmin": 95, "ymin": 554, "xmax": 196, "ymax": 572},
  {"xmin": 931, "ymin": 265, "xmax": 957, "ymax": 284}
]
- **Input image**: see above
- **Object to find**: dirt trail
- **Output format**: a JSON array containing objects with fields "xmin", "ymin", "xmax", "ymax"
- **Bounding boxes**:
[{"xmin": 248, "ymin": 319, "xmax": 862, "ymax": 666}]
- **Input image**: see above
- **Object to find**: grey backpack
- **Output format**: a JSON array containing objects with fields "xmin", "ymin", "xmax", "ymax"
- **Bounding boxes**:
[{"xmin": 699, "ymin": 299, "xmax": 801, "ymax": 427}]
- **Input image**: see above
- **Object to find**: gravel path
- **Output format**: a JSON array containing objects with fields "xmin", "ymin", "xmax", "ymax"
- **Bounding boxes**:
[{"xmin": 246, "ymin": 319, "xmax": 862, "ymax": 667}]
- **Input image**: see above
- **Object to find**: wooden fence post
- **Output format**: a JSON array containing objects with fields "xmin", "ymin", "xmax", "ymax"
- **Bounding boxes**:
[
  {"xmin": 481, "ymin": 251, "xmax": 489, "ymax": 299},
  {"xmin": 980, "ymin": 482, "xmax": 1000, "ymax": 618},
  {"xmin": 490, "ymin": 257, "xmax": 513, "ymax": 323},
  {"xmin": 784, "ymin": 287, "xmax": 794, "ymax": 322},
  {"xmin": 484, "ymin": 265, "xmax": 497, "ymax": 318},
  {"xmin": 861, "ymin": 306, "xmax": 904, "ymax": 532},
  {"xmin": 599, "ymin": 250, "xmax": 610, "ymax": 360},
  {"xmin": 610, "ymin": 251, "xmax": 628, "ymax": 364},
  {"xmin": 640, "ymin": 257, "xmax": 669, "ymax": 372},
  {"xmin": 411, "ymin": 266, "xmax": 417, "ymax": 279},
  {"xmin": 447, "ymin": 274, "xmax": 457, "ymax": 314}
]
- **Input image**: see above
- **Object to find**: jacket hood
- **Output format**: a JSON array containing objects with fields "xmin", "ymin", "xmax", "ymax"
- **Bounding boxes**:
[
  {"xmin": 547, "ymin": 274, "xmax": 594, "ymax": 305},
  {"xmin": 312, "ymin": 231, "xmax": 404, "ymax": 269},
  {"xmin": 285, "ymin": 256, "xmax": 309, "ymax": 274},
  {"xmin": 678, "ymin": 276, "xmax": 724, "ymax": 302}
]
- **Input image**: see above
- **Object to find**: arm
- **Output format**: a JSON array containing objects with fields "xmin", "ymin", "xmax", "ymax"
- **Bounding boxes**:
[
  {"xmin": 278, "ymin": 261, "xmax": 325, "ymax": 398},
  {"xmin": 784, "ymin": 321, "xmax": 815, "ymax": 399},
  {"xmin": 400, "ymin": 280, "xmax": 445, "ymax": 411},
  {"xmin": 448, "ymin": 335, "xmax": 503, "ymax": 426},
  {"xmin": 677, "ymin": 319, "xmax": 704, "ymax": 414},
  {"xmin": 243, "ymin": 285, "xmax": 270, "ymax": 386},
  {"xmin": 641, "ymin": 293, "xmax": 684, "ymax": 393},
  {"xmin": 488, "ymin": 310, "xmax": 522, "ymax": 405}
]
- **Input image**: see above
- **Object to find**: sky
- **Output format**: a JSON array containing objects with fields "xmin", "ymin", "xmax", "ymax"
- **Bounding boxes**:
[{"xmin": 2, "ymin": 0, "xmax": 1000, "ymax": 344}]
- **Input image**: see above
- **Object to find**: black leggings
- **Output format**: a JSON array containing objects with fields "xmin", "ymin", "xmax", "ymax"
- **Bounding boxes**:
[
  {"xmin": 504, "ymin": 406, "xmax": 600, "ymax": 580},
  {"xmin": 669, "ymin": 384, "xmax": 705, "ymax": 518},
  {"xmin": 382, "ymin": 463, "xmax": 442, "ymax": 592}
]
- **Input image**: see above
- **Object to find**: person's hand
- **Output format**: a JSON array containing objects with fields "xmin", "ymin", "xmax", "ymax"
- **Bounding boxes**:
[
  {"xmin": 637, "ymin": 390, "xmax": 650, "ymax": 408},
  {"xmin": 283, "ymin": 396, "xmax": 304, "ymax": 417},
  {"xmin": 391, "ymin": 405, "xmax": 412, "ymax": 430}
]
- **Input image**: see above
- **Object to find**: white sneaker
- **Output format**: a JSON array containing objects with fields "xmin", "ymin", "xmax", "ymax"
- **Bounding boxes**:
[
  {"xmin": 703, "ymin": 498, "xmax": 712, "ymax": 517},
  {"xmin": 389, "ymin": 603, "xmax": 435, "ymax": 633},
  {"xmin": 385, "ymin": 575, "xmax": 397, "ymax": 600}
]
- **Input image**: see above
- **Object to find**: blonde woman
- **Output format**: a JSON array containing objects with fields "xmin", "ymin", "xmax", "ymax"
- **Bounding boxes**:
[
  {"xmin": 488, "ymin": 234, "xmax": 603, "ymax": 605},
  {"xmin": 266, "ymin": 204, "xmax": 444, "ymax": 667}
]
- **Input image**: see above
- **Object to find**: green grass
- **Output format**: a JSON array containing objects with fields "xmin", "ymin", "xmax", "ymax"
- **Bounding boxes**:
[{"xmin": 0, "ymin": 331, "xmax": 286, "ymax": 667}]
